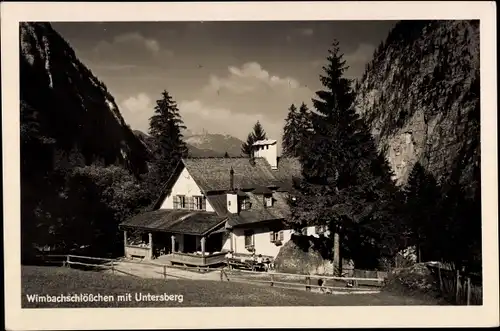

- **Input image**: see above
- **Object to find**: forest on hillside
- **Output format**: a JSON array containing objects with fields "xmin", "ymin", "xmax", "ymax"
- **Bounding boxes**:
[{"xmin": 21, "ymin": 21, "xmax": 481, "ymax": 276}]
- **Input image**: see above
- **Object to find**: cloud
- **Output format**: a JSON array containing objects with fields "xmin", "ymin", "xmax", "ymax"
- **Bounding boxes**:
[
  {"xmin": 92, "ymin": 32, "xmax": 173, "ymax": 61},
  {"xmin": 204, "ymin": 62, "xmax": 300, "ymax": 95},
  {"xmin": 113, "ymin": 33, "xmax": 160, "ymax": 53},
  {"xmin": 118, "ymin": 93, "xmax": 154, "ymax": 133},
  {"xmin": 298, "ymin": 28, "xmax": 314, "ymax": 36},
  {"xmin": 344, "ymin": 43, "xmax": 375, "ymax": 66},
  {"xmin": 117, "ymin": 62, "xmax": 315, "ymax": 144},
  {"xmin": 286, "ymin": 27, "xmax": 314, "ymax": 43},
  {"xmin": 197, "ymin": 61, "xmax": 314, "ymax": 126}
]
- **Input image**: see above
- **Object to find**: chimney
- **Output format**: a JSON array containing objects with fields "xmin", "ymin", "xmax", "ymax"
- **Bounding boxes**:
[
  {"xmin": 252, "ymin": 139, "xmax": 278, "ymax": 170},
  {"xmin": 229, "ymin": 167, "xmax": 234, "ymax": 191},
  {"xmin": 227, "ymin": 168, "xmax": 238, "ymax": 214}
]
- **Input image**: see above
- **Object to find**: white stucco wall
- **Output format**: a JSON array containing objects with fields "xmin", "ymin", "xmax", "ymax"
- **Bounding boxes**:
[
  {"xmin": 159, "ymin": 167, "xmax": 215, "ymax": 212},
  {"xmin": 253, "ymin": 143, "xmax": 278, "ymax": 169},
  {"xmin": 222, "ymin": 225, "xmax": 323, "ymax": 258}
]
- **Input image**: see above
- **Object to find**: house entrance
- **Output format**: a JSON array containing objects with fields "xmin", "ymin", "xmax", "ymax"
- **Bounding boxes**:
[
  {"xmin": 206, "ymin": 232, "xmax": 224, "ymax": 253},
  {"xmin": 184, "ymin": 235, "xmax": 197, "ymax": 253}
]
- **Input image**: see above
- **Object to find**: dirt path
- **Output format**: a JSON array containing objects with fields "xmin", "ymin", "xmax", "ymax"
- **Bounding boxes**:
[{"xmin": 107, "ymin": 260, "xmax": 223, "ymax": 281}]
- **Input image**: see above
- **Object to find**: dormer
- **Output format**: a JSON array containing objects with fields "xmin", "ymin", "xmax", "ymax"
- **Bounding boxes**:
[
  {"xmin": 226, "ymin": 167, "xmax": 251, "ymax": 213},
  {"xmin": 253, "ymin": 185, "xmax": 274, "ymax": 208},
  {"xmin": 252, "ymin": 139, "xmax": 278, "ymax": 170}
]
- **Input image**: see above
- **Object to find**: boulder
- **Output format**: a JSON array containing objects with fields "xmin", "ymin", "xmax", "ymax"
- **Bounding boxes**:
[{"xmin": 274, "ymin": 234, "xmax": 334, "ymax": 275}]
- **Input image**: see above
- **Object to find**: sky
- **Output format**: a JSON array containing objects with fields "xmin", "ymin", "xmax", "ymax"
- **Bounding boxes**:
[{"xmin": 51, "ymin": 21, "xmax": 397, "ymax": 142}]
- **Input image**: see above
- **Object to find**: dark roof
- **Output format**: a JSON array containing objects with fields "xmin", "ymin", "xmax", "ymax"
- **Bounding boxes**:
[
  {"xmin": 182, "ymin": 157, "xmax": 301, "ymax": 192},
  {"xmin": 226, "ymin": 191, "xmax": 291, "ymax": 227},
  {"xmin": 206, "ymin": 194, "xmax": 230, "ymax": 216},
  {"xmin": 253, "ymin": 185, "xmax": 273, "ymax": 195},
  {"xmin": 119, "ymin": 209, "xmax": 226, "ymax": 236}
]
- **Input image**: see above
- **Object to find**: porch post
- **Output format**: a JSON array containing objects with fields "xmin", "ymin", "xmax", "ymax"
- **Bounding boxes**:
[
  {"xmin": 201, "ymin": 236, "xmax": 206, "ymax": 255},
  {"xmin": 171, "ymin": 235, "xmax": 176, "ymax": 253},
  {"xmin": 148, "ymin": 232, "xmax": 153, "ymax": 259},
  {"xmin": 230, "ymin": 232, "xmax": 234, "ymax": 251}
]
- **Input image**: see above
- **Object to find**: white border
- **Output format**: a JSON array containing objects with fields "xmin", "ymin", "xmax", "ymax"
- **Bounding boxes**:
[{"xmin": 2, "ymin": 1, "xmax": 498, "ymax": 330}]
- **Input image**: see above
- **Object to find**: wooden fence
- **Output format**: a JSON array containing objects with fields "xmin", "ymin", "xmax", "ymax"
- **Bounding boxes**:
[
  {"xmin": 223, "ymin": 268, "xmax": 385, "ymax": 292},
  {"xmin": 35, "ymin": 254, "xmax": 385, "ymax": 293},
  {"xmin": 427, "ymin": 264, "xmax": 482, "ymax": 305}
]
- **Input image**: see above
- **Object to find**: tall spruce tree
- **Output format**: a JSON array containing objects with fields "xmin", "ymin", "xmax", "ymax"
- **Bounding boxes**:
[
  {"xmin": 282, "ymin": 103, "xmax": 313, "ymax": 158},
  {"xmin": 401, "ymin": 162, "xmax": 441, "ymax": 263},
  {"xmin": 288, "ymin": 40, "xmax": 398, "ymax": 274},
  {"xmin": 147, "ymin": 90, "xmax": 188, "ymax": 193},
  {"xmin": 241, "ymin": 120, "xmax": 268, "ymax": 157}
]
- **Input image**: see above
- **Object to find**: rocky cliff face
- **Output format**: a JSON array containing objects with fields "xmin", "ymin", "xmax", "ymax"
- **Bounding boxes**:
[
  {"xmin": 20, "ymin": 22, "xmax": 150, "ymax": 175},
  {"xmin": 354, "ymin": 20, "xmax": 480, "ymax": 188}
]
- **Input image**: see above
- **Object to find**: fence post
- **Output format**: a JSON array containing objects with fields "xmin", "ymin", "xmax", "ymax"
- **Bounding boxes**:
[
  {"xmin": 270, "ymin": 274, "xmax": 274, "ymax": 287},
  {"xmin": 438, "ymin": 265, "xmax": 443, "ymax": 292},
  {"xmin": 305, "ymin": 276, "xmax": 311, "ymax": 292},
  {"xmin": 163, "ymin": 265, "xmax": 167, "ymax": 280},
  {"xmin": 455, "ymin": 270, "xmax": 460, "ymax": 304},
  {"xmin": 466, "ymin": 277, "xmax": 471, "ymax": 306},
  {"xmin": 66, "ymin": 255, "xmax": 70, "ymax": 268}
]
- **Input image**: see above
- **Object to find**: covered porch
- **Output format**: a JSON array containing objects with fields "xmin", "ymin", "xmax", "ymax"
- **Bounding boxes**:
[{"xmin": 119, "ymin": 209, "xmax": 229, "ymax": 267}]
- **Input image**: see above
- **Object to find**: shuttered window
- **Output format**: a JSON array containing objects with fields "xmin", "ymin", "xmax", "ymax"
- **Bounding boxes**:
[
  {"xmin": 193, "ymin": 196, "xmax": 206, "ymax": 210},
  {"xmin": 174, "ymin": 195, "xmax": 207, "ymax": 210},
  {"xmin": 173, "ymin": 195, "xmax": 187, "ymax": 209},
  {"xmin": 270, "ymin": 230, "xmax": 284, "ymax": 242},
  {"xmin": 244, "ymin": 230, "xmax": 254, "ymax": 247}
]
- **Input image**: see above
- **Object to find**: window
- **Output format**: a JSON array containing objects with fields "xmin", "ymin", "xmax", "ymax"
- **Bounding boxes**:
[
  {"xmin": 240, "ymin": 197, "xmax": 251, "ymax": 210},
  {"xmin": 193, "ymin": 196, "xmax": 206, "ymax": 210},
  {"xmin": 270, "ymin": 230, "xmax": 284, "ymax": 243},
  {"xmin": 174, "ymin": 195, "xmax": 206, "ymax": 210},
  {"xmin": 264, "ymin": 194, "xmax": 273, "ymax": 207},
  {"xmin": 244, "ymin": 230, "xmax": 254, "ymax": 247},
  {"xmin": 173, "ymin": 195, "xmax": 186, "ymax": 209}
]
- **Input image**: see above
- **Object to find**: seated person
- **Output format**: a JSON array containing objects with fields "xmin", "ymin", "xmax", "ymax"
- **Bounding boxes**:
[
  {"xmin": 256, "ymin": 254, "xmax": 263, "ymax": 264},
  {"xmin": 225, "ymin": 250, "xmax": 234, "ymax": 259}
]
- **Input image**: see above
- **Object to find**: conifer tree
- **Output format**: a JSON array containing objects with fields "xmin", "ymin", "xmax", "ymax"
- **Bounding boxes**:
[
  {"xmin": 288, "ymin": 40, "xmax": 398, "ymax": 274},
  {"xmin": 252, "ymin": 120, "xmax": 267, "ymax": 141},
  {"xmin": 147, "ymin": 90, "xmax": 188, "ymax": 191},
  {"xmin": 401, "ymin": 162, "xmax": 441, "ymax": 263},
  {"xmin": 282, "ymin": 104, "xmax": 299, "ymax": 157},
  {"xmin": 282, "ymin": 103, "xmax": 313, "ymax": 158},
  {"xmin": 241, "ymin": 120, "xmax": 268, "ymax": 157}
]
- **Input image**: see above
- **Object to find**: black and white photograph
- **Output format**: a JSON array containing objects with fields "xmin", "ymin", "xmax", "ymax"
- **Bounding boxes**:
[{"xmin": 2, "ymin": 1, "xmax": 498, "ymax": 330}]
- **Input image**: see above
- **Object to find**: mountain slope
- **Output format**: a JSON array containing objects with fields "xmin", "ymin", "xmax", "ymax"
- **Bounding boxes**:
[
  {"xmin": 133, "ymin": 130, "xmax": 240, "ymax": 157},
  {"xmin": 353, "ymin": 20, "xmax": 480, "ymax": 189},
  {"xmin": 184, "ymin": 132, "xmax": 244, "ymax": 157},
  {"xmin": 20, "ymin": 22, "xmax": 150, "ymax": 175}
]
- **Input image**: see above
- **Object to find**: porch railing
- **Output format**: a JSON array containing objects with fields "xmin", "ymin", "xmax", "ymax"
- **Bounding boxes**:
[
  {"xmin": 124, "ymin": 244, "xmax": 151, "ymax": 258},
  {"xmin": 170, "ymin": 251, "xmax": 227, "ymax": 266}
]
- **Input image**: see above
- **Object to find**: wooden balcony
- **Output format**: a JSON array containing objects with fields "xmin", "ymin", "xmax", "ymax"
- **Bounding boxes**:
[{"xmin": 169, "ymin": 251, "xmax": 227, "ymax": 267}]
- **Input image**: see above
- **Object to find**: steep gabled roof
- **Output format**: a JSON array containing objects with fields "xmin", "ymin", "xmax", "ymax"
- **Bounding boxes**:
[
  {"xmin": 148, "ymin": 156, "xmax": 302, "ymax": 227},
  {"xmin": 182, "ymin": 156, "xmax": 301, "ymax": 192}
]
